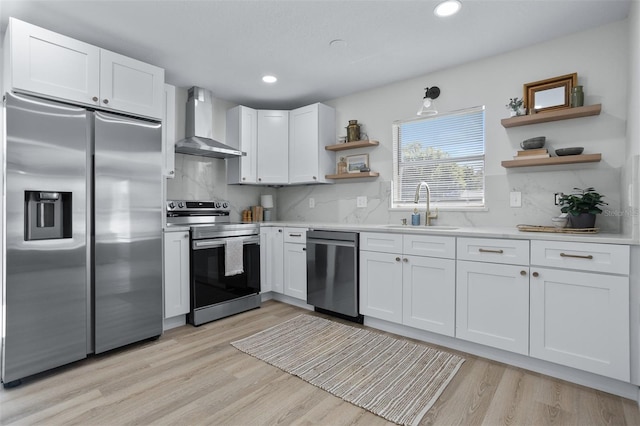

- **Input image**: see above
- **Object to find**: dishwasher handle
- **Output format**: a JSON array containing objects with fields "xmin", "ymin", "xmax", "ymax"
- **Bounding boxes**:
[{"xmin": 307, "ymin": 238, "xmax": 356, "ymax": 248}]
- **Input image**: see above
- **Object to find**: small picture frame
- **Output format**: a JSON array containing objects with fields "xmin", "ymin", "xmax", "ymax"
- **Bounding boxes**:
[
  {"xmin": 346, "ymin": 154, "xmax": 369, "ymax": 173},
  {"xmin": 523, "ymin": 73, "xmax": 577, "ymax": 114}
]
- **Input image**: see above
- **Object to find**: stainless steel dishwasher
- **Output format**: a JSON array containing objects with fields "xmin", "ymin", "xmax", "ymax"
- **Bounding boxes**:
[{"xmin": 306, "ymin": 230, "xmax": 362, "ymax": 323}]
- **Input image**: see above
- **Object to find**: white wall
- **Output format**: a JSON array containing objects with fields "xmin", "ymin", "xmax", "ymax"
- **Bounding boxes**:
[{"xmin": 277, "ymin": 20, "xmax": 629, "ymax": 234}]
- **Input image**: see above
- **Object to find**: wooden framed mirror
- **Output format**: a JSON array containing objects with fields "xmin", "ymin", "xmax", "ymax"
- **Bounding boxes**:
[{"xmin": 523, "ymin": 73, "xmax": 577, "ymax": 114}]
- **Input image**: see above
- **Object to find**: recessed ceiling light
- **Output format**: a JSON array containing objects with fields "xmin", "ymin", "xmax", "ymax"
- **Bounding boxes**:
[
  {"xmin": 329, "ymin": 39, "xmax": 347, "ymax": 48},
  {"xmin": 434, "ymin": 0, "xmax": 462, "ymax": 17},
  {"xmin": 262, "ymin": 75, "xmax": 277, "ymax": 83}
]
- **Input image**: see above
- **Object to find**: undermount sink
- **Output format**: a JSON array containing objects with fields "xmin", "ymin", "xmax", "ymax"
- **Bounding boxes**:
[{"xmin": 378, "ymin": 224, "xmax": 459, "ymax": 231}]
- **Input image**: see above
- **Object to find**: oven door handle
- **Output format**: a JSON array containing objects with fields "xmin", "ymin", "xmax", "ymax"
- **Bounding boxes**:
[{"xmin": 192, "ymin": 236, "xmax": 260, "ymax": 250}]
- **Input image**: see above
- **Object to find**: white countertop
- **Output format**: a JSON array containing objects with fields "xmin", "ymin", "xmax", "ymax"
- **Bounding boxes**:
[{"xmin": 259, "ymin": 221, "xmax": 637, "ymax": 245}]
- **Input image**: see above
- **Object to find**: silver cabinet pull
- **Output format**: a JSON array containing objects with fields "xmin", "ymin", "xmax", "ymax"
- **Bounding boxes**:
[
  {"xmin": 520, "ymin": 270, "xmax": 526, "ymax": 276},
  {"xmin": 102, "ymin": 99, "xmax": 109, "ymax": 104},
  {"xmin": 403, "ymin": 258, "xmax": 408, "ymax": 263},
  {"xmin": 289, "ymin": 233, "xmax": 302, "ymax": 237},
  {"xmin": 395, "ymin": 257, "xmax": 401, "ymax": 262},
  {"xmin": 479, "ymin": 248, "xmax": 504, "ymax": 254},
  {"xmin": 560, "ymin": 252, "xmax": 593, "ymax": 260},
  {"xmin": 92, "ymin": 96, "xmax": 98, "ymax": 102},
  {"xmin": 532, "ymin": 272, "xmax": 539, "ymax": 278}
]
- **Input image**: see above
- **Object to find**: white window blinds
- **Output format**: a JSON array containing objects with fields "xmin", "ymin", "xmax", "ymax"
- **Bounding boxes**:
[{"xmin": 392, "ymin": 106, "xmax": 485, "ymax": 208}]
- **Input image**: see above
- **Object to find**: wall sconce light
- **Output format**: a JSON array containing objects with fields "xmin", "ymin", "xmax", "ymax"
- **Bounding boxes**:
[{"xmin": 417, "ymin": 86, "xmax": 440, "ymax": 116}]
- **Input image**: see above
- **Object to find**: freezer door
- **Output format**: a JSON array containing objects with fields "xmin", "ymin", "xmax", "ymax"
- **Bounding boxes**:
[
  {"xmin": 94, "ymin": 111, "xmax": 162, "ymax": 353},
  {"xmin": 3, "ymin": 93, "xmax": 89, "ymax": 384}
]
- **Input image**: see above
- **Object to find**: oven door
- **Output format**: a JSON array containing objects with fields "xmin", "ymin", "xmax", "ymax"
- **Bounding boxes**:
[{"xmin": 190, "ymin": 235, "xmax": 260, "ymax": 311}]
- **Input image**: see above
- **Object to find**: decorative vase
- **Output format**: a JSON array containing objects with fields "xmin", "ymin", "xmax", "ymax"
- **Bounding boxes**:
[
  {"xmin": 509, "ymin": 107, "xmax": 525, "ymax": 117},
  {"xmin": 346, "ymin": 120, "xmax": 361, "ymax": 142},
  {"xmin": 570, "ymin": 86, "xmax": 584, "ymax": 107},
  {"xmin": 568, "ymin": 212, "xmax": 596, "ymax": 229},
  {"xmin": 337, "ymin": 157, "xmax": 347, "ymax": 174}
]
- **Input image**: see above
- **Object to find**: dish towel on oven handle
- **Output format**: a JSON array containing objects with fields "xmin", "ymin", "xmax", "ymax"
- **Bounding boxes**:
[{"xmin": 225, "ymin": 238, "xmax": 244, "ymax": 276}]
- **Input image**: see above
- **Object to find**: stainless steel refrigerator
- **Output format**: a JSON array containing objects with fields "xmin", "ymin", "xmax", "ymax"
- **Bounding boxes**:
[{"xmin": 2, "ymin": 92, "xmax": 163, "ymax": 386}]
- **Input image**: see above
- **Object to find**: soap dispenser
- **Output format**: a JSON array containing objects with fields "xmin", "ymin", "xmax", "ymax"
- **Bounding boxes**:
[{"xmin": 411, "ymin": 208, "xmax": 420, "ymax": 226}]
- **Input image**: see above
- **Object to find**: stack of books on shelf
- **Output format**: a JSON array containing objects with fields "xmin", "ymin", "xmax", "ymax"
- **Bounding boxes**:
[{"xmin": 513, "ymin": 148, "xmax": 550, "ymax": 160}]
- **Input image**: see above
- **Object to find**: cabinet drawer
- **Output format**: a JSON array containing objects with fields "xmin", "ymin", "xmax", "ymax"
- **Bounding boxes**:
[
  {"xmin": 284, "ymin": 227, "xmax": 307, "ymax": 244},
  {"xmin": 457, "ymin": 237, "xmax": 529, "ymax": 265},
  {"xmin": 360, "ymin": 232, "xmax": 403, "ymax": 253},
  {"xmin": 403, "ymin": 234, "xmax": 455, "ymax": 259},
  {"xmin": 530, "ymin": 240, "xmax": 629, "ymax": 275}
]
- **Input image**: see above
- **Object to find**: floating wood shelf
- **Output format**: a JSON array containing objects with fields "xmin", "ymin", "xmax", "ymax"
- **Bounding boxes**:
[
  {"xmin": 501, "ymin": 104, "xmax": 601, "ymax": 128},
  {"xmin": 325, "ymin": 140, "xmax": 380, "ymax": 151},
  {"xmin": 325, "ymin": 171, "xmax": 380, "ymax": 179},
  {"xmin": 501, "ymin": 153, "xmax": 601, "ymax": 168}
]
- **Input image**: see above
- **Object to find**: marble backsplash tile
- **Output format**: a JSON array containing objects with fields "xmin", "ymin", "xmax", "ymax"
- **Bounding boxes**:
[
  {"xmin": 167, "ymin": 153, "xmax": 275, "ymax": 222},
  {"xmin": 276, "ymin": 167, "xmax": 624, "ymax": 234}
]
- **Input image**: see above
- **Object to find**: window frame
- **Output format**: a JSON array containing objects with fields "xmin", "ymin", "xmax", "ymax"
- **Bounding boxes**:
[{"xmin": 391, "ymin": 106, "xmax": 486, "ymax": 211}]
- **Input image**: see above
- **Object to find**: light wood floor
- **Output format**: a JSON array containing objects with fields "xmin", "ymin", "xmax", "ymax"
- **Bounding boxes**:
[{"xmin": 2, "ymin": 300, "xmax": 640, "ymax": 425}]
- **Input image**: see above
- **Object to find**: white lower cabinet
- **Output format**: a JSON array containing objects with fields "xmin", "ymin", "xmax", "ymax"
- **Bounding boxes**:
[
  {"xmin": 529, "ymin": 241, "xmax": 630, "ymax": 381},
  {"xmin": 262, "ymin": 228, "xmax": 633, "ymax": 385},
  {"xmin": 456, "ymin": 237, "xmax": 530, "ymax": 355},
  {"xmin": 360, "ymin": 250, "xmax": 403, "ymax": 323},
  {"xmin": 403, "ymin": 255, "xmax": 456, "ymax": 336},
  {"xmin": 359, "ymin": 232, "xmax": 455, "ymax": 335},
  {"xmin": 456, "ymin": 260, "xmax": 530, "ymax": 355},
  {"xmin": 260, "ymin": 227, "xmax": 284, "ymax": 293},
  {"xmin": 163, "ymin": 230, "xmax": 190, "ymax": 318},
  {"xmin": 284, "ymin": 243, "xmax": 307, "ymax": 300},
  {"xmin": 283, "ymin": 227, "xmax": 308, "ymax": 300}
]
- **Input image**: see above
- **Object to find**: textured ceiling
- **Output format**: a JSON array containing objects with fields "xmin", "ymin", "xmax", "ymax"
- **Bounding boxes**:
[{"xmin": 0, "ymin": 0, "xmax": 632, "ymax": 109}]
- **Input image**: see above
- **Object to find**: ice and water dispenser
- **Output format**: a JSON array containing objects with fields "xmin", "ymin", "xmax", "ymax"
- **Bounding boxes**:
[{"xmin": 24, "ymin": 191, "xmax": 72, "ymax": 241}]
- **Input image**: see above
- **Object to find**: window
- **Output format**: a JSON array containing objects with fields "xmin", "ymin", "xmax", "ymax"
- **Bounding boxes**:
[{"xmin": 392, "ymin": 106, "xmax": 485, "ymax": 209}]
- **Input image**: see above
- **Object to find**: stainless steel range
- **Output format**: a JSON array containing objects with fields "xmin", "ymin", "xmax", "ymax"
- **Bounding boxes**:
[{"xmin": 167, "ymin": 200, "xmax": 261, "ymax": 326}]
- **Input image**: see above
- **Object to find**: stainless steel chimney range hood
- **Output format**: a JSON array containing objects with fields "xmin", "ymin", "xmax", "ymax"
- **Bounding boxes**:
[{"xmin": 175, "ymin": 86, "xmax": 244, "ymax": 159}]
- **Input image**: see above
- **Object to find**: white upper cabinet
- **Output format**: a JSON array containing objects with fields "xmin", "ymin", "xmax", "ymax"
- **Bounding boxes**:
[
  {"xmin": 289, "ymin": 103, "xmax": 335, "ymax": 184},
  {"xmin": 227, "ymin": 105, "xmax": 258, "ymax": 184},
  {"xmin": 162, "ymin": 84, "xmax": 177, "ymax": 178},
  {"xmin": 5, "ymin": 18, "xmax": 164, "ymax": 119},
  {"xmin": 257, "ymin": 110, "xmax": 289, "ymax": 184},
  {"xmin": 99, "ymin": 49, "xmax": 164, "ymax": 119},
  {"xmin": 228, "ymin": 103, "xmax": 334, "ymax": 186},
  {"xmin": 6, "ymin": 17, "xmax": 100, "ymax": 106}
]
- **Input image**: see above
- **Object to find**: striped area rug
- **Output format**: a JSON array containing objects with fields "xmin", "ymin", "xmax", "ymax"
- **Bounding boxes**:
[{"xmin": 231, "ymin": 314, "xmax": 465, "ymax": 426}]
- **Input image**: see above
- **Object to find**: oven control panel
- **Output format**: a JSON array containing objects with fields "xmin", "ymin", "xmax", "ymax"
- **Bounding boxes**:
[{"xmin": 167, "ymin": 200, "xmax": 230, "ymax": 212}]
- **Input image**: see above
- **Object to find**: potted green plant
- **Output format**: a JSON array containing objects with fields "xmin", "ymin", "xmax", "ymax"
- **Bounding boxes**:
[
  {"xmin": 558, "ymin": 187, "xmax": 608, "ymax": 228},
  {"xmin": 506, "ymin": 97, "xmax": 525, "ymax": 116}
]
